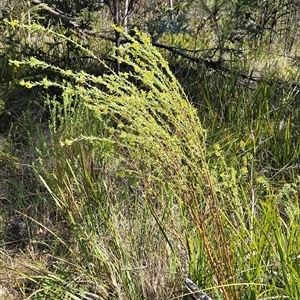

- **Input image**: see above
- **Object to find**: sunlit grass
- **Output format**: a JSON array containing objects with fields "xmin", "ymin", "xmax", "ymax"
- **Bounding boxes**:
[{"xmin": 0, "ymin": 20, "xmax": 299, "ymax": 300}]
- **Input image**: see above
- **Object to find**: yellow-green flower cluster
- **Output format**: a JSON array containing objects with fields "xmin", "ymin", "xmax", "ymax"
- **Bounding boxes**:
[
  {"xmin": 19, "ymin": 80, "xmax": 33, "ymax": 89},
  {"xmin": 9, "ymin": 60, "xmax": 21, "ymax": 67}
]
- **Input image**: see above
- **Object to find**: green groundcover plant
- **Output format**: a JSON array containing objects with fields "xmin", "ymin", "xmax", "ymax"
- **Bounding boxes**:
[{"xmin": 3, "ymin": 20, "xmax": 300, "ymax": 300}]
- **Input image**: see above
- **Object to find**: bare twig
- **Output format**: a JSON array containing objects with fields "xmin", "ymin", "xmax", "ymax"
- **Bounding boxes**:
[{"xmin": 185, "ymin": 278, "xmax": 213, "ymax": 300}]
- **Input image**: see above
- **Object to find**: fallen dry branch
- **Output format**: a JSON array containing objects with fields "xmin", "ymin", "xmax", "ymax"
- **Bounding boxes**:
[{"xmin": 185, "ymin": 278, "xmax": 214, "ymax": 300}]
